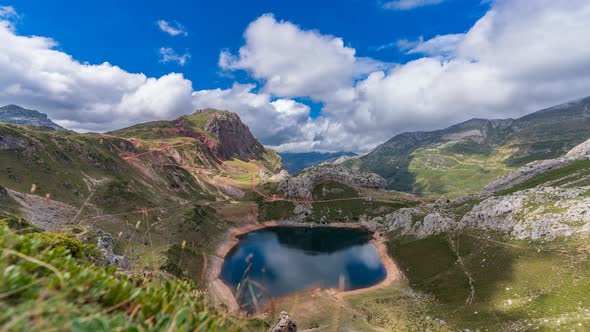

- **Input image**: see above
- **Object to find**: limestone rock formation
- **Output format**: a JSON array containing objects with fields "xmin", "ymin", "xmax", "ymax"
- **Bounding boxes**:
[
  {"xmin": 461, "ymin": 186, "xmax": 590, "ymax": 240},
  {"xmin": 481, "ymin": 159, "xmax": 574, "ymax": 195},
  {"xmin": 97, "ymin": 234, "xmax": 131, "ymax": 270},
  {"xmin": 378, "ymin": 139, "xmax": 590, "ymax": 240},
  {"xmin": 482, "ymin": 137, "xmax": 590, "ymax": 196},
  {"xmin": 271, "ymin": 170, "xmax": 289, "ymax": 181},
  {"xmin": 374, "ymin": 208, "xmax": 455, "ymax": 238},
  {"xmin": 278, "ymin": 164, "xmax": 386, "ymax": 200},
  {"xmin": 268, "ymin": 311, "xmax": 297, "ymax": 332},
  {"xmin": 566, "ymin": 138, "xmax": 590, "ymax": 159}
]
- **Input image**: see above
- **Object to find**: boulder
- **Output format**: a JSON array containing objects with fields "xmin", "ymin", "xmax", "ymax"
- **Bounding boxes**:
[
  {"xmin": 98, "ymin": 234, "xmax": 130, "ymax": 270},
  {"xmin": 268, "ymin": 311, "xmax": 297, "ymax": 332}
]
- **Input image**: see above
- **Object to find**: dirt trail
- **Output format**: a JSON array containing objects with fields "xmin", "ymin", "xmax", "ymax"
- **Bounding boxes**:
[{"xmin": 121, "ymin": 142, "xmax": 194, "ymax": 160}]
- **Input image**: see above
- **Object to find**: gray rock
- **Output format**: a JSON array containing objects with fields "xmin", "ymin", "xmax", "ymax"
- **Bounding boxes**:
[
  {"xmin": 268, "ymin": 311, "xmax": 297, "ymax": 332},
  {"xmin": 373, "ymin": 208, "xmax": 453, "ymax": 238},
  {"xmin": 278, "ymin": 164, "xmax": 385, "ymax": 200},
  {"xmin": 481, "ymin": 158, "xmax": 574, "ymax": 196},
  {"xmin": 98, "ymin": 234, "xmax": 130, "ymax": 270},
  {"xmin": 461, "ymin": 186, "xmax": 590, "ymax": 240},
  {"xmin": 270, "ymin": 170, "xmax": 289, "ymax": 181},
  {"xmin": 288, "ymin": 204, "xmax": 313, "ymax": 222},
  {"xmin": 379, "ymin": 138, "xmax": 590, "ymax": 241},
  {"xmin": 566, "ymin": 138, "xmax": 590, "ymax": 159},
  {"xmin": 482, "ymin": 138, "xmax": 590, "ymax": 196},
  {"xmin": 0, "ymin": 135, "xmax": 28, "ymax": 150},
  {"xmin": 0, "ymin": 104, "xmax": 65, "ymax": 130}
]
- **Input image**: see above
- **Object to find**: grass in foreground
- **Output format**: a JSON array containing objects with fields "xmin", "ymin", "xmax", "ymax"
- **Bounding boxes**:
[{"xmin": 0, "ymin": 215, "xmax": 263, "ymax": 331}]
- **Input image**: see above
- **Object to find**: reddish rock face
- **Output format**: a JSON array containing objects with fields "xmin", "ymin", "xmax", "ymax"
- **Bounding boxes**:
[
  {"xmin": 174, "ymin": 111, "xmax": 266, "ymax": 162},
  {"xmin": 203, "ymin": 112, "xmax": 266, "ymax": 161},
  {"xmin": 174, "ymin": 117, "xmax": 218, "ymax": 151}
]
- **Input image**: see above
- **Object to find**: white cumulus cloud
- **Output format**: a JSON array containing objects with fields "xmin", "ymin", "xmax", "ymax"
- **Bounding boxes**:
[
  {"xmin": 156, "ymin": 20, "xmax": 188, "ymax": 37},
  {"xmin": 219, "ymin": 0, "xmax": 590, "ymax": 152},
  {"xmin": 2, "ymin": 1, "xmax": 590, "ymax": 153},
  {"xmin": 159, "ymin": 47, "xmax": 190, "ymax": 66},
  {"xmin": 219, "ymin": 14, "xmax": 362, "ymax": 102}
]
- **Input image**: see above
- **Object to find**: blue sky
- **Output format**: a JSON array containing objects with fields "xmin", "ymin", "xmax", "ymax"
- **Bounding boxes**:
[
  {"xmin": 5, "ymin": 0, "xmax": 488, "ymax": 91},
  {"xmin": 1, "ymin": 1, "xmax": 590, "ymax": 152}
]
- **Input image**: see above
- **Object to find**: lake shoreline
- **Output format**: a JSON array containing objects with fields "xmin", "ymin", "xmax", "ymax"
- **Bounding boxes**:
[{"xmin": 206, "ymin": 220, "xmax": 402, "ymax": 316}]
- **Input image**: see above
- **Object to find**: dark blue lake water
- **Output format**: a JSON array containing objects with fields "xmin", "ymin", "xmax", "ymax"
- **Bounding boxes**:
[{"xmin": 220, "ymin": 226, "xmax": 386, "ymax": 311}]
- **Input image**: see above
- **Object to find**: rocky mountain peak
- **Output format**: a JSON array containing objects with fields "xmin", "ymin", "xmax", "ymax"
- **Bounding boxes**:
[
  {"xmin": 182, "ymin": 108, "xmax": 267, "ymax": 161},
  {"xmin": 0, "ymin": 104, "xmax": 65, "ymax": 130}
]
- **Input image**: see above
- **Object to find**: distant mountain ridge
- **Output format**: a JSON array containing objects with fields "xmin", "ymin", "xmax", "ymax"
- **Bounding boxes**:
[
  {"xmin": 279, "ymin": 151, "xmax": 357, "ymax": 174},
  {"xmin": 0, "ymin": 104, "xmax": 65, "ymax": 130},
  {"xmin": 347, "ymin": 96, "xmax": 590, "ymax": 197}
]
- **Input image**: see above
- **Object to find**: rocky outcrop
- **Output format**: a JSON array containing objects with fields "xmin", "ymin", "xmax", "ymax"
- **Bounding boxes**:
[
  {"xmin": 97, "ymin": 234, "xmax": 131, "ymax": 270},
  {"xmin": 7, "ymin": 189, "xmax": 80, "ymax": 231},
  {"xmin": 268, "ymin": 311, "xmax": 297, "ymax": 332},
  {"xmin": 278, "ymin": 165, "xmax": 386, "ymax": 200},
  {"xmin": 374, "ymin": 208, "xmax": 455, "ymax": 238},
  {"xmin": 378, "ymin": 138, "xmax": 590, "ymax": 240},
  {"xmin": 201, "ymin": 110, "xmax": 267, "ymax": 162},
  {"xmin": 289, "ymin": 204, "xmax": 313, "ymax": 222},
  {"xmin": 482, "ymin": 137, "xmax": 590, "ymax": 196},
  {"xmin": 0, "ymin": 104, "xmax": 65, "ymax": 130},
  {"xmin": 566, "ymin": 138, "xmax": 590, "ymax": 159},
  {"xmin": 461, "ymin": 186, "xmax": 590, "ymax": 240},
  {"xmin": 481, "ymin": 159, "xmax": 574, "ymax": 195},
  {"xmin": 379, "ymin": 185, "xmax": 590, "ymax": 240},
  {"xmin": 271, "ymin": 170, "xmax": 289, "ymax": 181},
  {"xmin": 0, "ymin": 135, "xmax": 28, "ymax": 150}
]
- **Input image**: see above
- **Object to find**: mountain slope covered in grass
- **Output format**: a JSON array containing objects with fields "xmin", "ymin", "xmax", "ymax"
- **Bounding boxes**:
[
  {"xmin": 0, "ymin": 107, "xmax": 282, "ymax": 281},
  {"xmin": 348, "ymin": 96, "xmax": 590, "ymax": 197},
  {"xmin": 351, "ymin": 138, "xmax": 590, "ymax": 331},
  {"xmin": 0, "ymin": 107, "xmax": 289, "ymax": 330}
]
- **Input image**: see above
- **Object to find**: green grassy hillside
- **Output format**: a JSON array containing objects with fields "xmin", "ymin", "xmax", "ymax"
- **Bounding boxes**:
[
  {"xmin": 346, "ymin": 232, "xmax": 590, "ymax": 331},
  {"xmin": 351, "ymin": 96, "xmax": 590, "ymax": 197},
  {"xmin": 0, "ymin": 110, "xmax": 287, "ymax": 330},
  {"xmin": 0, "ymin": 215, "xmax": 261, "ymax": 331},
  {"xmin": 0, "ymin": 111, "xmax": 282, "ymax": 288}
]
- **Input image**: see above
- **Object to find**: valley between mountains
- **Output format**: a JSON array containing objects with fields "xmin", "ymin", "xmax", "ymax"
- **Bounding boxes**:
[{"xmin": 1, "ymin": 98, "xmax": 590, "ymax": 331}]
